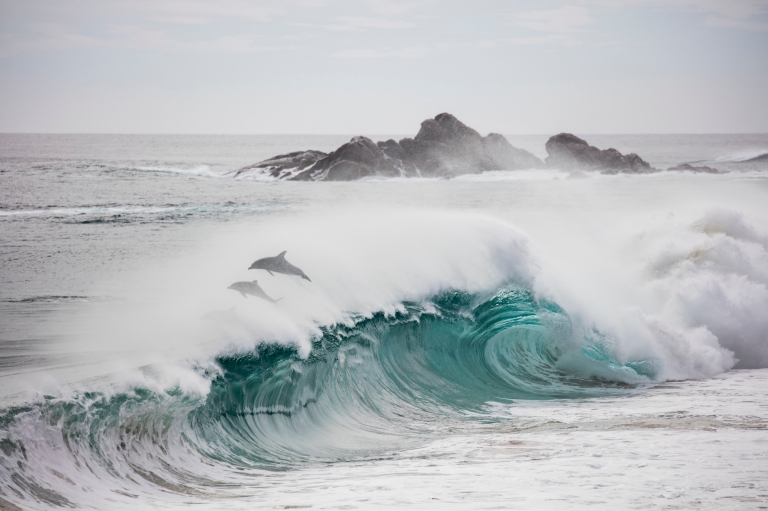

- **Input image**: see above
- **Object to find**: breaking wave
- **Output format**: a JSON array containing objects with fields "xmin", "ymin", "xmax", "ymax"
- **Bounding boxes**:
[
  {"xmin": 0, "ymin": 285, "xmax": 657, "ymax": 508},
  {"xmin": 1, "ymin": 208, "xmax": 766, "ymax": 509}
]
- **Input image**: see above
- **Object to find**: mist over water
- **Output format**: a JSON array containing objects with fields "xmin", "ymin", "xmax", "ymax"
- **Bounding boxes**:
[{"xmin": 1, "ymin": 134, "xmax": 767, "ymax": 509}]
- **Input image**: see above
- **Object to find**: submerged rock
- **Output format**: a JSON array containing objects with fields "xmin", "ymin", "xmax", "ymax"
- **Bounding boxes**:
[
  {"xmin": 668, "ymin": 163, "xmax": 720, "ymax": 173},
  {"xmin": 545, "ymin": 133, "xmax": 654, "ymax": 173},
  {"xmin": 237, "ymin": 113, "xmax": 544, "ymax": 181}
]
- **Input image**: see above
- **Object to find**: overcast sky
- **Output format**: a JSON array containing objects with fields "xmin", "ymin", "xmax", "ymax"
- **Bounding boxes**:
[{"xmin": 1, "ymin": 0, "xmax": 767, "ymax": 134}]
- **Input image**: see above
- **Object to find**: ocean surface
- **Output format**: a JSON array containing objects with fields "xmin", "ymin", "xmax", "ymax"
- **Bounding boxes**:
[{"xmin": 1, "ymin": 133, "xmax": 768, "ymax": 510}]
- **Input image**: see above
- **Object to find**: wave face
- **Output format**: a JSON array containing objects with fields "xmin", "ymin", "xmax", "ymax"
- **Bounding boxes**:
[
  {"xmin": 0, "ymin": 286, "xmax": 655, "ymax": 507},
  {"xmin": 190, "ymin": 288, "xmax": 652, "ymax": 467}
]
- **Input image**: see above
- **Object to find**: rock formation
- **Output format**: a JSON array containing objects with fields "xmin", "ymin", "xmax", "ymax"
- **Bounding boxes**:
[
  {"xmin": 544, "ymin": 133, "xmax": 654, "ymax": 173},
  {"xmin": 236, "ymin": 114, "xmax": 726, "ymax": 180},
  {"xmin": 295, "ymin": 136, "xmax": 408, "ymax": 181},
  {"xmin": 395, "ymin": 113, "xmax": 543, "ymax": 177},
  {"xmin": 235, "ymin": 113, "xmax": 544, "ymax": 181},
  {"xmin": 237, "ymin": 150, "xmax": 327, "ymax": 180}
]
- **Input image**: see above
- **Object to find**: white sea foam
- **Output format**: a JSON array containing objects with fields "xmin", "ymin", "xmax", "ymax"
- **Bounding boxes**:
[
  {"xmin": 646, "ymin": 208, "xmax": 768, "ymax": 369},
  {"xmin": 524, "ymin": 202, "xmax": 768, "ymax": 381}
]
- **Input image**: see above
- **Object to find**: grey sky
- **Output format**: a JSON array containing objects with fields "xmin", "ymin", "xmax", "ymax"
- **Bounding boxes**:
[{"xmin": 1, "ymin": 0, "xmax": 767, "ymax": 134}]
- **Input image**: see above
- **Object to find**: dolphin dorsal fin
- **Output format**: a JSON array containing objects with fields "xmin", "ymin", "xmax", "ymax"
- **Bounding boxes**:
[
  {"xmin": 252, "ymin": 280, "xmax": 258, "ymax": 284},
  {"xmin": 277, "ymin": 251, "xmax": 287, "ymax": 259}
]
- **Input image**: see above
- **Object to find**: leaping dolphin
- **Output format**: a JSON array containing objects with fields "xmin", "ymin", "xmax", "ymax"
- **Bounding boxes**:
[
  {"xmin": 249, "ymin": 251, "xmax": 311, "ymax": 282},
  {"xmin": 227, "ymin": 280, "xmax": 281, "ymax": 302}
]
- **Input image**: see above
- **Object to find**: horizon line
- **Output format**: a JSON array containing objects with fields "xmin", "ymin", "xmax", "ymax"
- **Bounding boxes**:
[{"xmin": 2, "ymin": 131, "xmax": 768, "ymax": 137}]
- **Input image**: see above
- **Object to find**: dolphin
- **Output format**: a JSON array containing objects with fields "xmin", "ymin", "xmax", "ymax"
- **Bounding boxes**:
[
  {"xmin": 227, "ymin": 280, "xmax": 281, "ymax": 302},
  {"xmin": 249, "ymin": 251, "xmax": 311, "ymax": 282}
]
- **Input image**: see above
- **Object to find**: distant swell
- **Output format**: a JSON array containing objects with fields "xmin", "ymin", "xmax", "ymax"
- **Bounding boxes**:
[
  {"xmin": 0, "ymin": 204, "xmax": 277, "ymax": 220},
  {"xmin": 1, "ymin": 295, "xmax": 100, "ymax": 304}
]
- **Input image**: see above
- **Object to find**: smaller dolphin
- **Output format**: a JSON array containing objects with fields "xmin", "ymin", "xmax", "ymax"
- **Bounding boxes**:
[
  {"xmin": 249, "ymin": 251, "xmax": 311, "ymax": 282},
  {"xmin": 227, "ymin": 280, "xmax": 281, "ymax": 302}
]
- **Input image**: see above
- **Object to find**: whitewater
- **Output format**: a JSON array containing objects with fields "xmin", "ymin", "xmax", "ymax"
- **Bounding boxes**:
[{"xmin": 1, "ymin": 134, "xmax": 767, "ymax": 509}]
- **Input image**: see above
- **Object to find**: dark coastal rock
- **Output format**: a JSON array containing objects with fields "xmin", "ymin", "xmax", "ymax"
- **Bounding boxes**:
[
  {"xmin": 483, "ymin": 133, "xmax": 546, "ymax": 171},
  {"xmin": 545, "ymin": 133, "xmax": 654, "ymax": 173},
  {"xmin": 739, "ymin": 152, "xmax": 768, "ymax": 164},
  {"xmin": 376, "ymin": 139, "xmax": 419, "ymax": 175},
  {"xmin": 401, "ymin": 113, "xmax": 488, "ymax": 176},
  {"xmin": 396, "ymin": 114, "xmax": 545, "ymax": 176},
  {"xmin": 237, "ymin": 113, "xmax": 544, "ymax": 181},
  {"xmin": 235, "ymin": 150, "xmax": 327, "ymax": 179},
  {"xmin": 294, "ymin": 136, "xmax": 409, "ymax": 181},
  {"xmin": 668, "ymin": 163, "xmax": 720, "ymax": 173}
]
